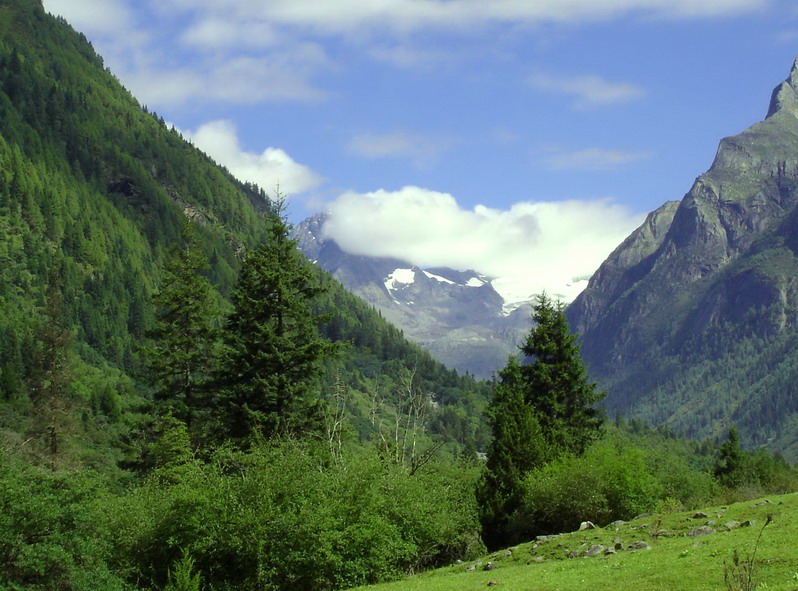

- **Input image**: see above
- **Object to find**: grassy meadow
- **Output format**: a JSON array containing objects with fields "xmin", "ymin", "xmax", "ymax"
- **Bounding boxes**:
[{"xmin": 351, "ymin": 492, "xmax": 798, "ymax": 591}]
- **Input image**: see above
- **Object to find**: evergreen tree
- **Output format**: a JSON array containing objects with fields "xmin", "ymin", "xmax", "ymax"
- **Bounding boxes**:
[
  {"xmin": 145, "ymin": 226, "xmax": 220, "ymax": 429},
  {"xmin": 28, "ymin": 274, "xmax": 74, "ymax": 456},
  {"xmin": 520, "ymin": 293, "xmax": 605, "ymax": 456},
  {"xmin": 478, "ymin": 293, "xmax": 604, "ymax": 548},
  {"xmin": 714, "ymin": 427, "xmax": 747, "ymax": 487},
  {"xmin": 217, "ymin": 202, "xmax": 336, "ymax": 442},
  {"xmin": 477, "ymin": 356, "xmax": 548, "ymax": 549}
]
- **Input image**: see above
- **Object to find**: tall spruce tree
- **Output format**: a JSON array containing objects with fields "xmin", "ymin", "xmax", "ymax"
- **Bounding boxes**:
[
  {"xmin": 520, "ymin": 293, "xmax": 604, "ymax": 456},
  {"xmin": 145, "ymin": 226, "xmax": 220, "ymax": 429},
  {"xmin": 478, "ymin": 293, "xmax": 604, "ymax": 548},
  {"xmin": 217, "ymin": 203, "xmax": 336, "ymax": 442},
  {"xmin": 477, "ymin": 356, "xmax": 549, "ymax": 550}
]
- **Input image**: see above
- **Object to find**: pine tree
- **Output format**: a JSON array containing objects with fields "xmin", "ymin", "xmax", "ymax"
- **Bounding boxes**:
[
  {"xmin": 217, "ymin": 202, "xmax": 336, "ymax": 442},
  {"xmin": 520, "ymin": 293, "xmax": 605, "ymax": 456},
  {"xmin": 478, "ymin": 293, "xmax": 604, "ymax": 548},
  {"xmin": 145, "ymin": 226, "xmax": 220, "ymax": 429},
  {"xmin": 714, "ymin": 427, "xmax": 747, "ymax": 487},
  {"xmin": 477, "ymin": 356, "xmax": 549, "ymax": 549}
]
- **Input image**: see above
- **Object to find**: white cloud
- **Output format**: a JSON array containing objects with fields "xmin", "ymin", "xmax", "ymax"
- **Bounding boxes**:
[
  {"xmin": 184, "ymin": 120, "xmax": 324, "ymax": 196},
  {"xmin": 43, "ymin": 0, "xmax": 133, "ymax": 34},
  {"xmin": 347, "ymin": 132, "xmax": 454, "ymax": 167},
  {"xmin": 529, "ymin": 73, "xmax": 645, "ymax": 108},
  {"xmin": 154, "ymin": 0, "xmax": 768, "ymax": 35},
  {"xmin": 321, "ymin": 186, "xmax": 644, "ymax": 303},
  {"xmin": 542, "ymin": 148, "xmax": 651, "ymax": 171},
  {"xmin": 117, "ymin": 49, "xmax": 331, "ymax": 108},
  {"xmin": 44, "ymin": 0, "xmax": 762, "ymax": 112}
]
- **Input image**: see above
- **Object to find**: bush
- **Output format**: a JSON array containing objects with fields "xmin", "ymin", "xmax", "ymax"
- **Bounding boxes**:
[
  {"xmin": 101, "ymin": 441, "xmax": 484, "ymax": 590},
  {"xmin": 509, "ymin": 439, "xmax": 663, "ymax": 539},
  {"xmin": 0, "ymin": 452, "xmax": 125, "ymax": 590}
]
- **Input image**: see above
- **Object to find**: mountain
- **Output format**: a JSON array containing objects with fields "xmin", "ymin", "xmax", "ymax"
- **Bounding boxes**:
[
  {"xmin": 296, "ymin": 213, "xmax": 533, "ymax": 377},
  {"xmin": 0, "ymin": 0, "xmax": 491, "ymax": 456},
  {"xmin": 566, "ymin": 55, "xmax": 798, "ymax": 459}
]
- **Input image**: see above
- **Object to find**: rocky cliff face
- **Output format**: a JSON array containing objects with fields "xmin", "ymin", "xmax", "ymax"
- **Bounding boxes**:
[
  {"xmin": 296, "ymin": 214, "xmax": 532, "ymax": 377},
  {"xmin": 566, "ymin": 56, "xmax": 798, "ymax": 457}
]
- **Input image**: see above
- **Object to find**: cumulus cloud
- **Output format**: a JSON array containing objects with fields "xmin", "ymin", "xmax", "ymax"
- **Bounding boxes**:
[
  {"xmin": 184, "ymin": 120, "xmax": 324, "ymax": 196},
  {"xmin": 347, "ymin": 132, "xmax": 454, "ymax": 168},
  {"xmin": 321, "ymin": 186, "xmax": 644, "ymax": 303},
  {"xmin": 529, "ymin": 73, "xmax": 645, "ymax": 108},
  {"xmin": 542, "ymin": 148, "xmax": 651, "ymax": 171}
]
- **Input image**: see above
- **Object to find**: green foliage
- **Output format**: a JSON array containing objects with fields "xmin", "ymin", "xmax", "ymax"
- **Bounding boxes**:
[
  {"xmin": 477, "ymin": 356, "xmax": 549, "ymax": 549},
  {"xmin": 478, "ymin": 294, "xmax": 605, "ymax": 548},
  {"xmin": 216, "ymin": 207, "xmax": 337, "ymax": 442},
  {"xmin": 521, "ymin": 293, "xmax": 605, "ymax": 455},
  {"xmin": 715, "ymin": 427, "xmax": 747, "ymax": 488},
  {"xmin": 102, "ymin": 442, "xmax": 483, "ymax": 591},
  {"xmin": 144, "ymin": 227, "xmax": 220, "ymax": 429},
  {"xmin": 510, "ymin": 437, "xmax": 663, "ymax": 537},
  {"xmin": 164, "ymin": 551, "xmax": 202, "ymax": 591},
  {"xmin": 0, "ymin": 451, "xmax": 126, "ymax": 590}
]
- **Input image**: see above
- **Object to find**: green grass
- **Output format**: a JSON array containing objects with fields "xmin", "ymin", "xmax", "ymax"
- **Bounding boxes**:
[{"xmin": 350, "ymin": 493, "xmax": 798, "ymax": 591}]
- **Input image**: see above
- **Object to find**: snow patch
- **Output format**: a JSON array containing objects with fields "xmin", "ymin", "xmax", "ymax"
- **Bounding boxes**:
[
  {"xmin": 384, "ymin": 268, "xmax": 416, "ymax": 293},
  {"xmin": 423, "ymin": 270, "xmax": 455, "ymax": 285},
  {"xmin": 466, "ymin": 277, "xmax": 486, "ymax": 287}
]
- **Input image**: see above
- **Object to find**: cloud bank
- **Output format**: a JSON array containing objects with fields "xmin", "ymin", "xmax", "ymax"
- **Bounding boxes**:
[
  {"xmin": 184, "ymin": 120, "xmax": 324, "ymax": 196},
  {"xmin": 322, "ymin": 186, "xmax": 644, "ymax": 303}
]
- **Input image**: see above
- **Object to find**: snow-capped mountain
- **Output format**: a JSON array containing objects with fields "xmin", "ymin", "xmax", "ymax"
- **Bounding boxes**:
[{"xmin": 296, "ymin": 213, "xmax": 533, "ymax": 377}]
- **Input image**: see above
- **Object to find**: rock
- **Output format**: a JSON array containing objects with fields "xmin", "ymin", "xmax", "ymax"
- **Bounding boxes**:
[
  {"xmin": 501, "ymin": 550, "xmax": 512, "ymax": 557},
  {"xmin": 583, "ymin": 544, "xmax": 605, "ymax": 557},
  {"xmin": 483, "ymin": 562, "xmax": 495, "ymax": 571},
  {"xmin": 614, "ymin": 542, "xmax": 624, "ymax": 550},
  {"xmin": 532, "ymin": 556, "xmax": 545, "ymax": 563},
  {"xmin": 604, "ymin": 547, "xmax": 617, "ymax": 555},
  {"xmin": 567, "ymin": 549, "xmax": 579, "ymax": 559},
  {"xmin": 487, "ymin": 581, "xmax": 499, "ymax": 587},
  {"xmin": 608, "ymin": 520, "xmax": 626, "ymax": 528},
  {"xmin": 754, "ymin": 499, "xmax": 773, "ymax": 506},
  {"xmin": 724, "ymin": 520, "xmax": 740, "ymax": 530},
  {"xmin": 466, "ymin": 561, "xmax": 482, "ymax": 571},
  {"xmin": 688, "ymin": 526, "xmax": 716, "ymax": 538},
  {"xmin": 740, "ymin": 520, "xmax": 756, "ymax": 528},
  {"xmin": 634, "ymin": 513, "xmax": 652, "ymax": 520},
  {"xmin": 628, "ymin": 541, "xmax": 651, "ymax": 550},
  {"xmin": 579, "ymin": 521, "xmax": 596, "ymax": 531},
  {"xmin": 692, "ymin": 512, "xmax": 708, "ymax": 519}
]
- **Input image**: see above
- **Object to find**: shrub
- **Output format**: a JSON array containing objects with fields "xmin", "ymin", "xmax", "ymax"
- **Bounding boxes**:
[{"xmin": 509, "ymin": 439, "xmax": 663, "ymax": 539}]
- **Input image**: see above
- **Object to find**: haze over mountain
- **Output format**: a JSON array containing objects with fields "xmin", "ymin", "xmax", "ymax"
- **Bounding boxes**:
[
  {"xmin": 296, "ymin": 213, "xmax": 534, "ymax": 377},
  {"xmin": 567, "ymin": 55, "xmax": 798, "ymax": 460}
]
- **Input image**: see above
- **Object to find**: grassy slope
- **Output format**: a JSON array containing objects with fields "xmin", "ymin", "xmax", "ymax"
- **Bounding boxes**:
[{"xmin": 352, "ymin": 493, "xmax": 798, "ymax": 591}]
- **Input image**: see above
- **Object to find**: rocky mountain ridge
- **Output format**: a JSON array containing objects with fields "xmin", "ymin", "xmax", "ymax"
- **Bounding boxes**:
[
  {"xmin": 296, "ymin": 213, "xmax": 532, "ymax": 377},
  {"xmin": 566, "ymin": 55, "xmax": 798, "ymax": 458}
]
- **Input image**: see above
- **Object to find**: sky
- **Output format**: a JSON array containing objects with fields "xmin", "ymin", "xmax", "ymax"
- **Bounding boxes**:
[{"xmin": 43, "ymin": 0, "xmax": 798, "ymax": 303}]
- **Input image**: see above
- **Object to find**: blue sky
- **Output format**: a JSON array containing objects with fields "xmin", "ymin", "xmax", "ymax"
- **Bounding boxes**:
[{"xmin": 42, "ymin": 0, "xmax": 798, "ymax": 302}]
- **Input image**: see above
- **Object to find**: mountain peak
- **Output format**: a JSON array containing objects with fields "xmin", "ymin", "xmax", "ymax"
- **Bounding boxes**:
[{"xmin": 766, "ymin": 54, "xmax": 798, "ymax": 119}]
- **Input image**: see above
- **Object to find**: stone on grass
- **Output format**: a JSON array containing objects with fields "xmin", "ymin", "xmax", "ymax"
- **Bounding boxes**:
[
  {"xmin": 628, "ymin": 541, "xmax": 651, "ymax": 550},
  {"xmin": 688, "ymin": 526, "xmax": 716, "ymax": 538},
  {"xmin": 579, "ymin": 521, "xmax": 596, "ymax": 531},
  {"xmin": 583, "ymin": 545, "xmax": 605, "ymax": 557}
]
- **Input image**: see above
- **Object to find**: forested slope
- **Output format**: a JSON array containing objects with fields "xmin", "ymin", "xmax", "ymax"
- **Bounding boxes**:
[{"xmin": 0, "ymin": 0, "xmax": 489, "ymax": 463}]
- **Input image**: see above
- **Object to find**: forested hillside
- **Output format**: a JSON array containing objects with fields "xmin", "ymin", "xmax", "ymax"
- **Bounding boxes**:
[
  {"xmin": 1, "ymin": 1, "xmax": 797, "ymax": 590},
  {"xmin": 0, "ymin": 0, "xmax": 490, "ymax": 459}
]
